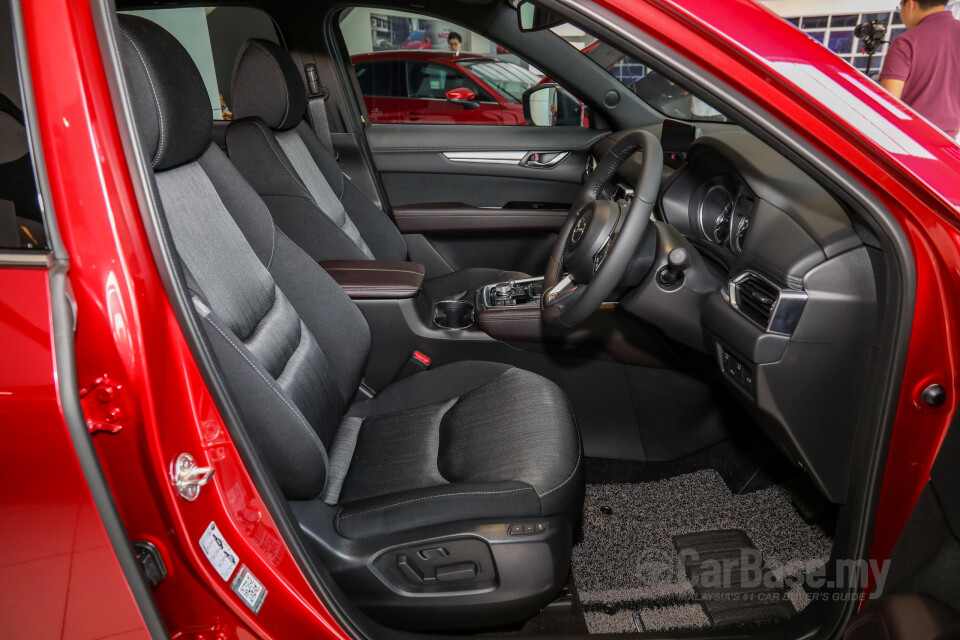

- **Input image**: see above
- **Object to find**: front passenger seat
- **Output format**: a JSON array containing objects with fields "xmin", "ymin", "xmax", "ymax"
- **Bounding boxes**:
[
  {"xmin": 224, "ymin": 39, "xmax": 529, "ymax": 302},
  {"xmin": 117, "ymin": 15, "xmax": 583, "ymax": 631}
]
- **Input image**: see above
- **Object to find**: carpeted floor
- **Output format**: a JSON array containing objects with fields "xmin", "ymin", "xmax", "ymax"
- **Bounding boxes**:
[{"xmin": 572, "ymin": 469, "xmax": 832, "ymax": 634}]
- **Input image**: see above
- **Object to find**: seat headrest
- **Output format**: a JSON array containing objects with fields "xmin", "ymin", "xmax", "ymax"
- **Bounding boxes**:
[
  {"xmin": 117, "ymin": 15, "xmax": 211, "ymax": 171},
  {"xmin": 231, "ymin": 39, "xmax": 307, "ymax": 131}
]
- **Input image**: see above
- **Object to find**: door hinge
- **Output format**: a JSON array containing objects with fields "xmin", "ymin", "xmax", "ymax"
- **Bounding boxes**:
[{"xmin": 78, "ymin": 375, "xmax": 131, "ymax": 435}]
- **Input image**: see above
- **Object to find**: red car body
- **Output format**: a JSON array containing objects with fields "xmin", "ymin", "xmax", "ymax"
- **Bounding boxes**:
[
  {"xmin": 4, "ymin": 0, "xmax": 960, "ymax": 638},
  {"xmin": 351, "ymin": 51, "xmax": 532, "ymax": 124},
  {"xmin": 399, "ymin": 30, "xmax": 430, "ymax": 49}
]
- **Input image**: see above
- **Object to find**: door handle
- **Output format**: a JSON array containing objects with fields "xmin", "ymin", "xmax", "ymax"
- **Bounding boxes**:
[
  {"xmin": 522, "ymin": 151, "xmax": 569, "ymax": 168},
  {"xmin": 409, "ymin": 111, "xmax": 423, "ymax": 121}
]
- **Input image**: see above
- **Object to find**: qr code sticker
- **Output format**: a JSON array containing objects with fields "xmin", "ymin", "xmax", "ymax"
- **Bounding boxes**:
[{"xmin": 231, "ymin": 564, "xmax": 267, "ymax": 614}]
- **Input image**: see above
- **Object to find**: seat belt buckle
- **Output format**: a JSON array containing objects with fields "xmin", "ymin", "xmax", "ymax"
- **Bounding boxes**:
[{"xmin": 396, "ymin": 351, "xmax": 431, "ymax": 381}]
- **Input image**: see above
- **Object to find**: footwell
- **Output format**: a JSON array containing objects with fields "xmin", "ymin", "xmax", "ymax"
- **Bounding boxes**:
[{"xmin": 572, "ymin": 469, "xmax": 832, "ymax": 634}]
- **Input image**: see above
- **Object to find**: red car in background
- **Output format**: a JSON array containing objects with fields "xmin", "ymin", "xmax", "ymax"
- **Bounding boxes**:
[
  {"xmin": 352, "ymin": 50, "xmax": 540, "ymax": 124},
  {"xmin": 399, "ymin": 29, "xmax": 430, "ymax": 49}
]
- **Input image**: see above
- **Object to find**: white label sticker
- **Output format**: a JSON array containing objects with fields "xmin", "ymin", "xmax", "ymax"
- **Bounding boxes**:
[
  {"xmin": 199, "ymin": 521, "xmax": 238, "ymax": 581},
  {"xmin": 231, "ymin": 564, "xmax": 267, "ymax": 614}
]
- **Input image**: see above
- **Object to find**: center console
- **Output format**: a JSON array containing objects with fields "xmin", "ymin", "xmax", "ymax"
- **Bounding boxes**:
[
  {"xmin": 475, "ymin": 277, "xmax": 546, "ymax": 342},
  {"xmin": 478, "ymin": 277, "xmax": 544, "ymax": 310}
]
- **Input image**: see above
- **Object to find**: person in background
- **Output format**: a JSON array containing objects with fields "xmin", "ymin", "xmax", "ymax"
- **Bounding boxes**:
[
  {"xmin": 879, "ymin": 0, "xmax": 960, "ymax": 138},
  {"xmin": 448, "ymin": 31, "xmax": 463, "ymax": 56}
]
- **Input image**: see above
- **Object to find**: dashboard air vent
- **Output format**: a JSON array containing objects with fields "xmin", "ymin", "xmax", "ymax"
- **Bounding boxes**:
[{"xmin": 733, "ymin": 274, "xmax": 779, "ymax": 328}]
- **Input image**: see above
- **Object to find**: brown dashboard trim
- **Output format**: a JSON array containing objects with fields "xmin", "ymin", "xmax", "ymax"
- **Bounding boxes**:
[{"xmin": 392, "ymin": 203, "xmax": 568, "ymax": 233}]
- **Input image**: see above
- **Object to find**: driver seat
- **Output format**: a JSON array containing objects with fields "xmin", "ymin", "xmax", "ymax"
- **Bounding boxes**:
[
  {"xmin": 118, "ymin": 15, "xmax": 583, "ymax": 630},
  {"xmin": 224, "ymin": 38, "xmax": 528, "ymax": 301}
]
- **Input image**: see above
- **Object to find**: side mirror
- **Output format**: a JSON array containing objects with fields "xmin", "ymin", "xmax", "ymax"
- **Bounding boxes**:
[
  {"xmin": 445, "ymin": 86, "xmax": 479, "ymax": 110},
  {"xmin": 517, "ymin": 1, "xmax": 564, "ymax": 32},
  {"xmin": 521, "ymin": 83, "xmax": 584, "ymax": 126}
]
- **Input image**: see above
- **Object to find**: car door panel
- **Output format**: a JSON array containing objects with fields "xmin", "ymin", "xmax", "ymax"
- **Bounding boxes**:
[
  {"xmin": 366, "ymin": 123, "xmax": 606, "ymax": 274},
  {"xmin": 391, "ymin": 203, "xmax": 568, "ymax": 233}
]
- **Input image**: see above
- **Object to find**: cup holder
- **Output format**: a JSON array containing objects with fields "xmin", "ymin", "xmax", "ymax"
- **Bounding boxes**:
[{"xmin": 433, "ymin": 299, "xmax": 475, "ymax": 330}]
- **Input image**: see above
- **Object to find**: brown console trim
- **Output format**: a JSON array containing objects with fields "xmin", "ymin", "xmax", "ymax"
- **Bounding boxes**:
[
  {"xmin": 319, "ymin": 260, "xmax": 425, "ymax": 299},
  {"xmin": 392, "ymin": 203, "xmax": 568, "ymax": 233}
]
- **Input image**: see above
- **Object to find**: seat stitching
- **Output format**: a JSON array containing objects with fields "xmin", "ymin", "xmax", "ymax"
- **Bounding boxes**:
[
  {"xmin": 250, "ymin": 40, "xmax": 291, "ymax": 126},
  {"xmin": 120, "ymin": 30, "xmax": 166, "ymax": 166},
  {"xmin": 268, "ymin": 222, "xmax": 277, "ymax": 269},
  {"xmin": 338, "ymin": 487, "xmax": 535, "ymax": 522},
  {"xmin": 538, "ymin": 445, "xmax": 581, "ymax": 498},
  {"xmin": 203, "ymin": 314, "xmax": 329, "ymax": 468}
]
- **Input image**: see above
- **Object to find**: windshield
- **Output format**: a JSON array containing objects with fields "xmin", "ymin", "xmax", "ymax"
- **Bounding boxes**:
[
  {"xmin": 459, "ymin": 60, "xmax": 541, "ymax": 102},
  {"xmin": 551, "ymin": 24, "xmax": 730, "ymax": 123}
]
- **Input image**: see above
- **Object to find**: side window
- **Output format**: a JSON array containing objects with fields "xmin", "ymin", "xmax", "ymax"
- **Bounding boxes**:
[
  {"xmin": 1, "ymin": 0, "xmax": 47, "ymax": 250},
  {"xmin": 405, "ymin": 61, "xmax": 492, "ymax": 102},
  {"xmin": 355, "ymin": 60, "xmax": 405, "ymax": 97},
  {"xmin": 121, "ymin": 7, "xmax": 279, "ymax": 120},
  {"xmin": 338, "ymin": 8, "xmax": 585, "ymax": 126}
]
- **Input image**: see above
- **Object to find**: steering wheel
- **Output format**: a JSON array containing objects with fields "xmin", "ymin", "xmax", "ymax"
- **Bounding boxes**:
[{"xmin": 542, "ymin": 130, "xmax": 663, "ymax": 328}]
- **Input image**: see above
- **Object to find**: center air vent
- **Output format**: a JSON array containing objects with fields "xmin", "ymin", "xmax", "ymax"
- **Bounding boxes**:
[{"xmin": 728, "ymin": 272, "xmax": 807, "ymax": 335}]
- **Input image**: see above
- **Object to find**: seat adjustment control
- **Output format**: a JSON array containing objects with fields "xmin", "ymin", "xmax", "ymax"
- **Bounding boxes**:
[
  {"xmin": 398, "ymin": 554, "xmax": 426, "ymax": 583},
  {"xmin": 435, "ymin": 562, "xmax": 478, "ymax": 582},
  {"xmin": 508, "ymin": 522, "xmax": 547, "ymax": 535},
  {"xmin": 418, "ymin": 547, "xmax": 449, "ymax": 560}
]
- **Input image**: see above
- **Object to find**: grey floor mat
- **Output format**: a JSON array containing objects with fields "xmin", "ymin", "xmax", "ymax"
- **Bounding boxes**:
[{"xmin": 573, "ymin": 469, "xmax": 832, "ymax": 634}]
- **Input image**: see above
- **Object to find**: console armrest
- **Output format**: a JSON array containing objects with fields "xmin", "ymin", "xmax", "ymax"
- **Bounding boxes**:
[{"xmin": 319, "ymin": 261, "xmax": 425, "ymax": 299}]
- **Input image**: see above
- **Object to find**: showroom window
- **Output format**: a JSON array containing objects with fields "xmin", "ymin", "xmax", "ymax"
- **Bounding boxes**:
[
  {"xmin": 338, "ymin": 8, "xmax": 585, "ymax": 126},
  {"xmin": 784, "ymin": 11, "xmax": 906, "ymax": 74},
  {"xmin": 121, "ymin": 7, "xmax": 280, "ymax": 120},
  {"xmin": 0, "ymin": 0, "xmax": 47, "ymax": 251}
]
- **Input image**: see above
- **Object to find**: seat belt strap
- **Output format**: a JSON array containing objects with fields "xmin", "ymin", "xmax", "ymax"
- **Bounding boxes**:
[{"xmin": 303, "ymin": 62, "xmax": 336, "ymax": 158}]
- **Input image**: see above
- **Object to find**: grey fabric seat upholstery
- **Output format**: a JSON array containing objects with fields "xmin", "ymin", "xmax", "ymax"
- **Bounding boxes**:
[
  {"xmin": 118, "ymin": 12, "xmax": 582, "ymax": 598},
  {"xmin": 224, "ymin": 39, "xmax": 527, "ymax": 299}
]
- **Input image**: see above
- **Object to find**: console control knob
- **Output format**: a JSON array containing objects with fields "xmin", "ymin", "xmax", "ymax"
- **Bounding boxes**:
[
  {"xmin": 668, "ymin": 247, "xmax": 690, "ymax": 272},
  {"xmin": 657, "ymin": 248, "xmax": 690, "ymax": 288}
]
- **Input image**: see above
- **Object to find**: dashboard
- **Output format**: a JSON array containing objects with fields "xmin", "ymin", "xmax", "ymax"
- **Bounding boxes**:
[{"xmin": 592, "ymin": 125, "xmax": 880, "ymax": 505}]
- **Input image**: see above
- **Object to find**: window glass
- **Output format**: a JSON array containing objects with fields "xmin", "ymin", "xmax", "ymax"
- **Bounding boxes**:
[
  {"xmin": 827, "ymin": 30, "xmax": 854, "ymax": 55},
  {"xmin": 550, "ymin": 24, "xmax": 729, "ymax": 123},
  {"xmin": 121, "ymin": 7, "xmax": 279, "ymax": 120},
  {"xmin": 355, "ymin": 60, "xmax": 405, "ymax": 97},
  {"xmin": 457, "ymin": 60, "xmax": 539, "ymax": 102},
  {"xmin": 801, "ymin": 15, "xmax": 829, "ymax": 29},
  {"xmin": 338, "ymin": 8, "xmax": 586, "ymax": 126},
  {"xmin": 830, "ymin": 15, "xmax": 858, "ymax": 28},
  {"xmin": 0, "ymin": 0, "xmax": 47, "ymax": 250},
  {"xmin": 405, "ymin": 61, "xmax": 492, "ymax": 101},
  {"xmin": 783, "ymin": 11, "xmax": 905, "ymax": 78}
]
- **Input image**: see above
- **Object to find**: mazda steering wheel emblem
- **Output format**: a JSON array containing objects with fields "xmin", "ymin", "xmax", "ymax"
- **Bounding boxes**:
[{"xmin": 571, "ymin": 215, "xmax": 589, "ymax": 244}]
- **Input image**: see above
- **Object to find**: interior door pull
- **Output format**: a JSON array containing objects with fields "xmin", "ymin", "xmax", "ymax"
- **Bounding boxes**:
[{"xmin": 522, "ymin": 151, "xmax": 569, "ymax": 168}]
